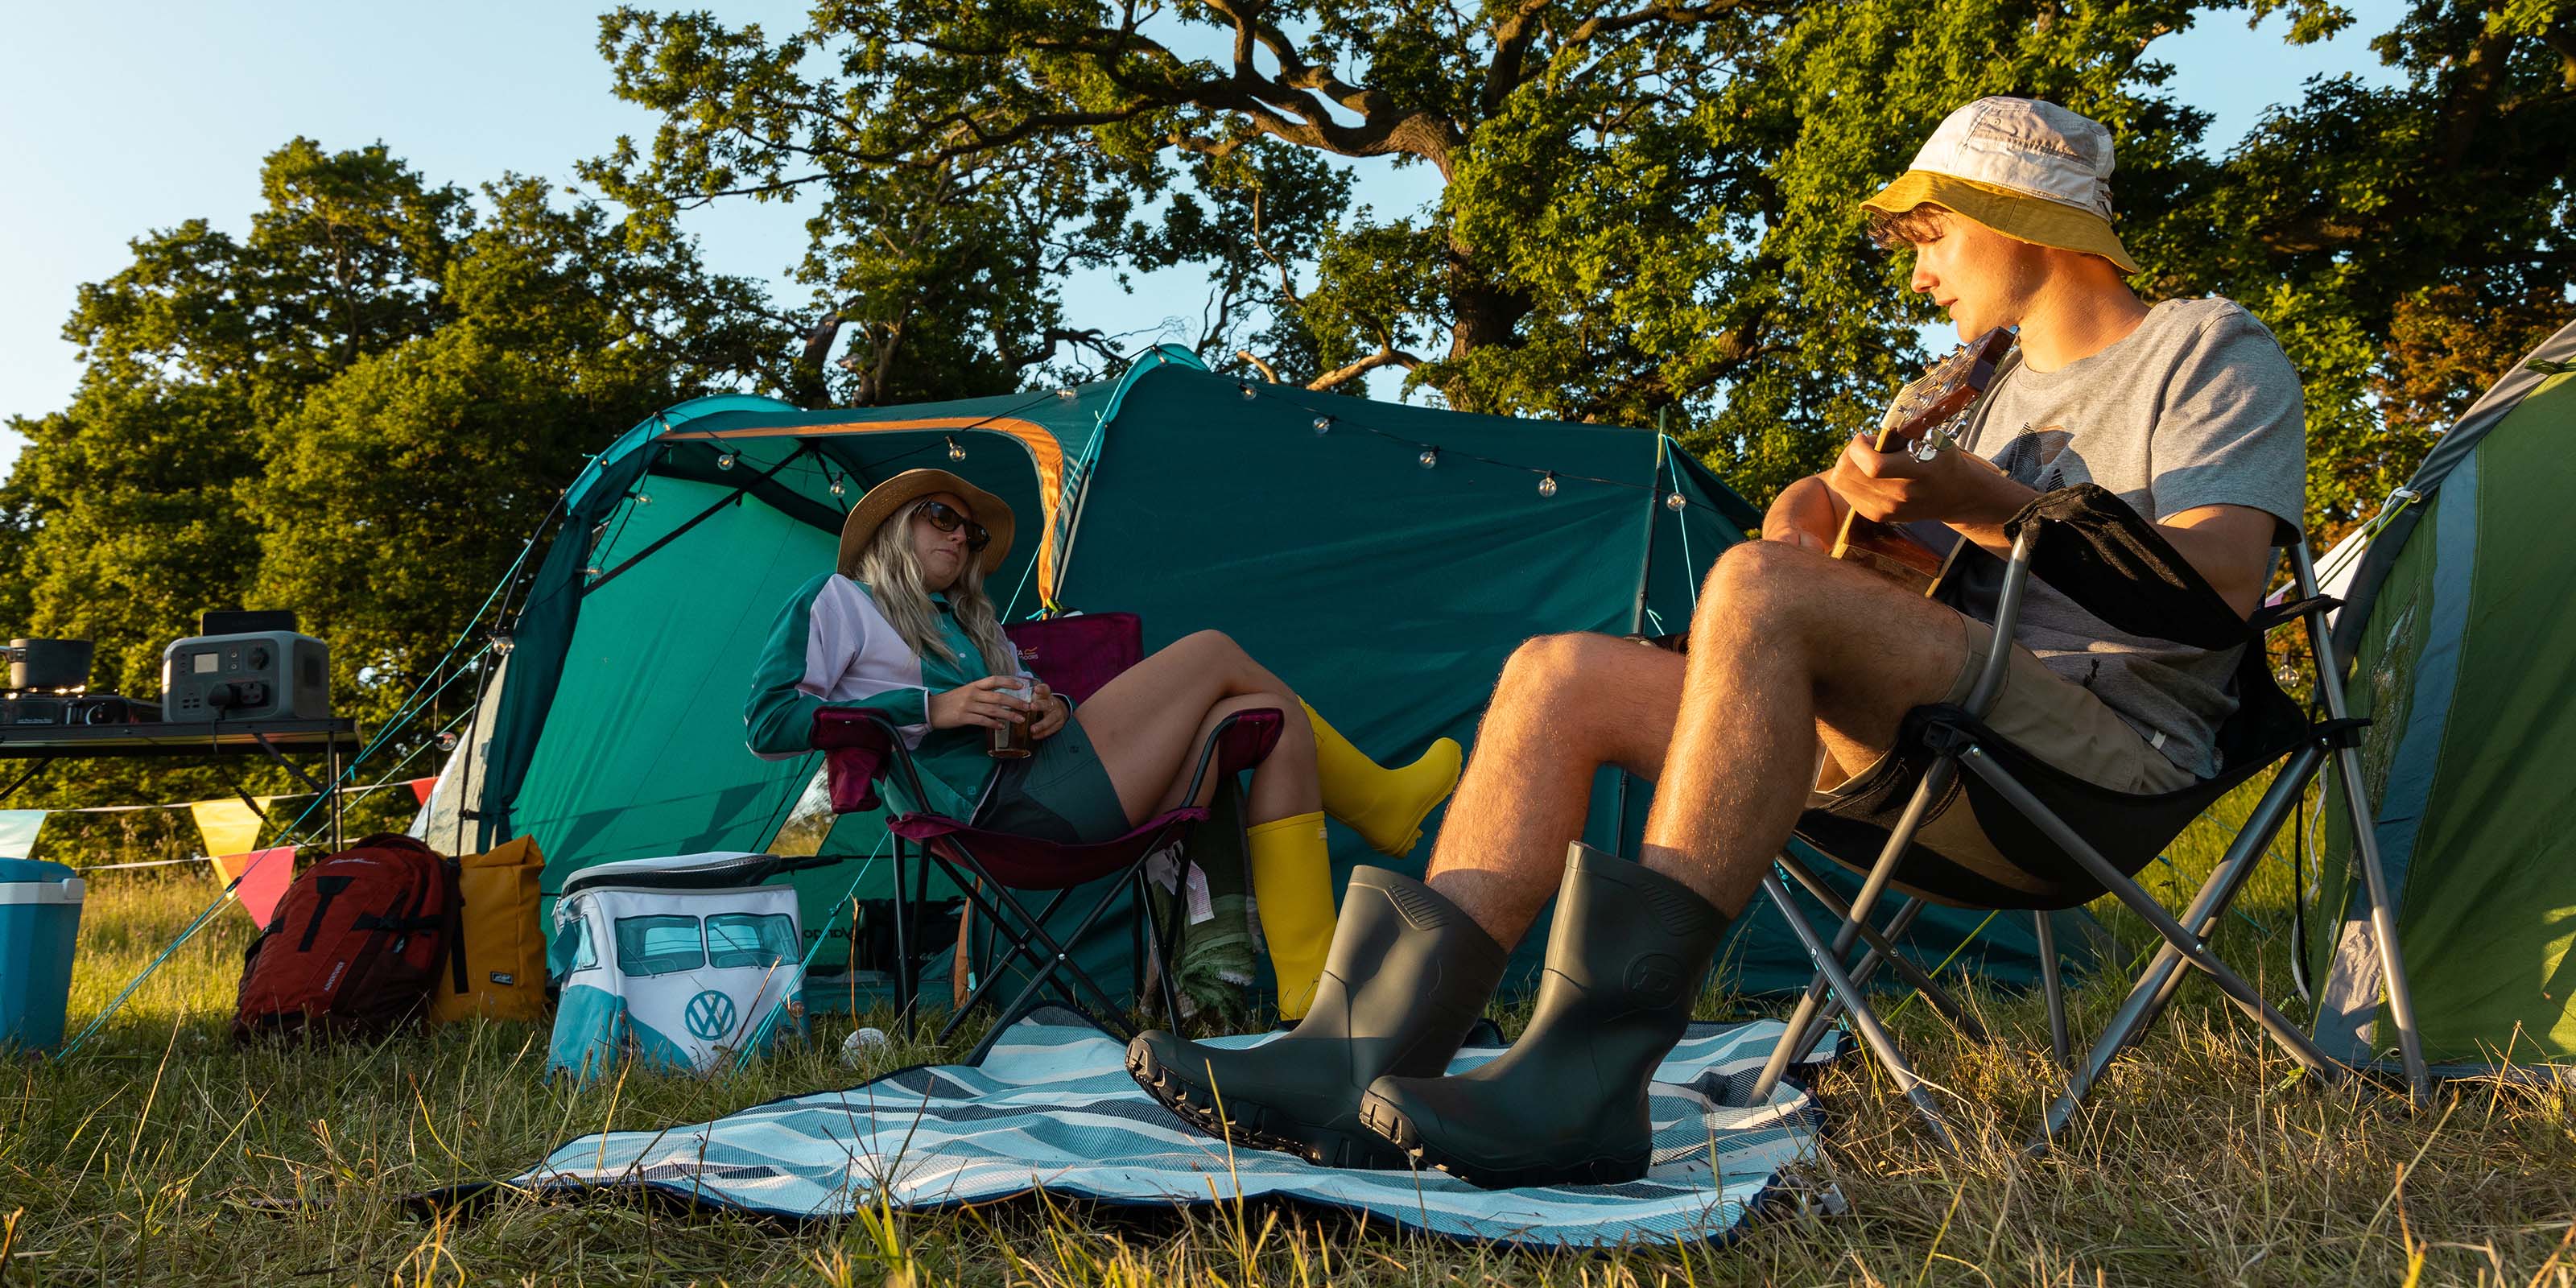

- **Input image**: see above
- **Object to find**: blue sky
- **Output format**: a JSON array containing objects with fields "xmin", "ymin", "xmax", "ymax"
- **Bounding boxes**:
[{"xmin": 0, "ymin": 0, "xmax": 2406, "ymax": 473}]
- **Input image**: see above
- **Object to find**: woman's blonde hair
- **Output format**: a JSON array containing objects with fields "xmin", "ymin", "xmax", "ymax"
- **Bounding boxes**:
[{"xmin": 851, "ymin": 498, "xmax": 1017, "ymax": 677}]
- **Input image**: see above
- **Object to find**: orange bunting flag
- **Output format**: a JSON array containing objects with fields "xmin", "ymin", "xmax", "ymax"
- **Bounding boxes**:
[{"xmin": 209, "ymin": 846, "xmax": 297, "ymax": 930}]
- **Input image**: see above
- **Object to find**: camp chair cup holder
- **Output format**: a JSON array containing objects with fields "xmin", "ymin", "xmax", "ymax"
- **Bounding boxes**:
[{"xmin": 1747, "ymin": 487, "xmax": 2431, "ymax": 1151}]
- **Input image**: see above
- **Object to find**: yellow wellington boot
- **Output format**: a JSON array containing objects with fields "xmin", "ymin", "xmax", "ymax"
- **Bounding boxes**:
[
  {"xmin": 1249, "ymin": 811, "xmax": 1336, "ymax": 1020},
  {"xmin": 1302, "ymin": 700, "xmax": 1463, "ymax": 859}
]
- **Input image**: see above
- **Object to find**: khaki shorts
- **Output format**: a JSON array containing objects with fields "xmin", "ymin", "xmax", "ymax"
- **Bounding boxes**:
[{"xmin": 1807, "ymin": 614, "xmax": 2197, "ymax": 904}]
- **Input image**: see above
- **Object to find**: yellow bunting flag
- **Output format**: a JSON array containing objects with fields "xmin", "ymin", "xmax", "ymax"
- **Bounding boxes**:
[{"xmin": 188, "ymin": 799, "xmax": 272, "ymax": 861}]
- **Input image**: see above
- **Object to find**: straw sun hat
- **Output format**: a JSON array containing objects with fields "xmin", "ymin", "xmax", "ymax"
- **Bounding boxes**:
[
  {"xmin": 837, "ymin": 469, "xmax": 1016, "ymax": 579},
  {"xmin": 1860, "ymin": 97, "xmax": 2142, "ymax": 275}
]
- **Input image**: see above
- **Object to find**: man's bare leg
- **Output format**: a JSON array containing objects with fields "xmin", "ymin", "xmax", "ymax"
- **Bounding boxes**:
[
  {"xmin": 1639, "ymin": 540, "xmax": 1971, "ymax": 914},
  {"xmin": 1420, "ymin": 634, "xmax": 1685, "ymax": 947}
]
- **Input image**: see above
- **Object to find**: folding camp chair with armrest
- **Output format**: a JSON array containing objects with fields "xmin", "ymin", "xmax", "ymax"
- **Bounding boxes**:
[
  {"xmin": 811, "ymin": 613, "xmax": 1283, "ymax": 1051},
  {"xmin": 1744, "ymin": 485, "xmax": 2429, "ymax": 1149}
]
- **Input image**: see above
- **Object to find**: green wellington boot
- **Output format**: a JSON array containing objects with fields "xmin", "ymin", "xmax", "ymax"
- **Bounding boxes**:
[
  {"xmin": 1127, "ymin": 866, "xmax": 1508, "ymax": 1169},
  {"xmin": 1358, "ymin": 844, "xmax": 1727, "ymax": 1189}
]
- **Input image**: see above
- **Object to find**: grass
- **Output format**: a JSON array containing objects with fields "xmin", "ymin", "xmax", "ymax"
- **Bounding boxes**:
[{"xmin": 6, "ymin": 795, "xmax": 2576, "ymax": 1286}]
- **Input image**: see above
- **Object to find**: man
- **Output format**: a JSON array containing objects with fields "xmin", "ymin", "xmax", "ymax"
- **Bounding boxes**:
[{"xmin": 1129, "ymin": 97, "xmax": 2308, "ymax": 1188}]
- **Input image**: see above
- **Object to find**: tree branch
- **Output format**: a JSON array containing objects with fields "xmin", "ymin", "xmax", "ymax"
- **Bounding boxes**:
[{"xmin": 1309, "ymin": 343, "xmax": 1423, "ymax": 391}]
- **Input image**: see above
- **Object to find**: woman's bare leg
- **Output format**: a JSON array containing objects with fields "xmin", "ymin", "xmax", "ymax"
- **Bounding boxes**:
[
  {"xmin": 1150, "ymin": 693, "xmax": 1321, "ymax": 822},
  {"xmin": 1075, "ymin": 630, "xmax": 1311, "ymax": 825}
]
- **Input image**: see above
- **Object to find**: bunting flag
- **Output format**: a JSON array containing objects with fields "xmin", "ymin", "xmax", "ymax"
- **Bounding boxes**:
[
  {"xmin": 408, "ymin": 777, "xmax": 438, "ymax": 805},
  {"xmin": 188, "ymin": 798, "xmax": 273, "ymax": 861},
  {"xmin": 0, "ymin": 810, "xmax": 46, "ymax": 860},
  {"xmin": 208, "ymin": 846, "xmax": 296, "ymax": 929}
]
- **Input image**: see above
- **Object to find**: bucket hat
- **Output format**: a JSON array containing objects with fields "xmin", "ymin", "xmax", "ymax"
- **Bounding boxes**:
[{"xmin": 1860, "ymin": 97, "xmax": 2140, "ymax": 274}]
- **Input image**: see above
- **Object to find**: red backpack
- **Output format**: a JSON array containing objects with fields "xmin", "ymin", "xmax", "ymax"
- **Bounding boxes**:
[{"xmin": 233, "ymin": 834, "xmax": 460, "ymax": 1040}]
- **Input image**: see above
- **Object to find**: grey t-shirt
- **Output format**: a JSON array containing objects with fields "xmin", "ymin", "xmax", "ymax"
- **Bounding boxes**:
[{"xmin": 1927, "ymin": 296, "xmax": 2306, "ymax": 778}]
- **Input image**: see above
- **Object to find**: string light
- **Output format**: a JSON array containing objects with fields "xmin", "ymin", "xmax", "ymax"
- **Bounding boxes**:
[
  {"xmin": 1666, "ymin": 492, "xmax": 1686, "ymax": 510},
  {"xmin": 1239, "ymin": 382, "xmax": 1256, "ymax": 401},
  {"xmin": 584, "ymin": 565, "xmax": 603, "ymax": 578},
  {"xmin": 437, "ymin": 730, "xmax": 460, "ymax": 752},
  {"xmin": 1055, "ymin": 387, "xmax": 1077, "ymax": 400},
  {"xmin": 1538, "ymin": 473, "xmax": 1559, "ymax": 498},
  {"xmin": 1312, "ymin": 415, "xmax": 1334, "ymax": 436},
  {"xmin": 489, "ymin": 633, "xmax": 515, "ymax": 657},
  {"xmin": 634, "ymin": 493, "xmax": 652, "ymax": 506},
  {"xmin": 947, "ymin": 436, "xmax": 968, "ymax": 462},
  {"xmin": 716, "ymin": 452, "xmax": 738, "ymax": 471},
  {"xmin": 1419, "ymin": 448, "xmax": 1440, "ymax": 469},
  {"xmin": 830, "ymin": 478, "xmax": 847, "ymax": 497}
]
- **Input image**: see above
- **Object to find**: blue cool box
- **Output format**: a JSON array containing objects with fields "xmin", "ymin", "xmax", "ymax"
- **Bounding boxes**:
[{"xmin": 0, "ymin": 857, "xmax": 83, "ymax": 1053}]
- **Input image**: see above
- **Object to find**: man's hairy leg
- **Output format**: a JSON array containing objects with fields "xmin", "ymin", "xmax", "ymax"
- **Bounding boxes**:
[
  {"xmin": 1421, "ymin": 634, "xmax": 1683, "ymax": 948},
  {"xmin": 1640, "ymin": 541, "xmax": 1974, "ymax": 917}
]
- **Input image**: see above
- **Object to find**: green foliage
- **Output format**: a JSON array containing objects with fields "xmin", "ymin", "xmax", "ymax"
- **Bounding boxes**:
[
  {"xmin": 593, "ymin": 0, "xmax": 2572, "ymax": 529},
  {"xmin": 0, "ymin": 142, "xmax": 790, "ymax": 826}
]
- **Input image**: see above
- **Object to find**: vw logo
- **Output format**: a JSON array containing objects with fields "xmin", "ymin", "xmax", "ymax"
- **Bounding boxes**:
[{"xmin": 683, "ymin": 989, "xmax": 738, "ymax": 1041}]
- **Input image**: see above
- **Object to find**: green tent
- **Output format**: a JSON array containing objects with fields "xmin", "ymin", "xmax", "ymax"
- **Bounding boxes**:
[
  {"xmin": 2310, "ymin": 318, "xmax": 2576, "ymax": 1071},
  {"xmin": 423, "ymin": 345, "xmax": 2091, "ymax": 1001}
]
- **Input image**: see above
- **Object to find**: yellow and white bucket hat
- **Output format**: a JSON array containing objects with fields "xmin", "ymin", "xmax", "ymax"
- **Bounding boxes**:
[{"xmin": 1860, "ymin": 97, "xmax": 2141, "ymax": 275}]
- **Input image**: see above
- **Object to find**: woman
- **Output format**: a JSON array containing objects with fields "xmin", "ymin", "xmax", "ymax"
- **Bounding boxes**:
[{"xmin": 745, "ymin": 468, "xmax": 1459, "ymax": 1018}]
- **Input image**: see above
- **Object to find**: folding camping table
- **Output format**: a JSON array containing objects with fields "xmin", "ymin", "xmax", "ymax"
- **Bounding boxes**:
[{"xmin": 0, "ymin": 718, "xmax": 361, "ymax": 850}]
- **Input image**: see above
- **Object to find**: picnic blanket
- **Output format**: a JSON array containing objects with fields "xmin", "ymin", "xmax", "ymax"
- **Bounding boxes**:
[{"xmin": 478, "ymin": 1006, "xmax": 1849, "ymax": 1249}]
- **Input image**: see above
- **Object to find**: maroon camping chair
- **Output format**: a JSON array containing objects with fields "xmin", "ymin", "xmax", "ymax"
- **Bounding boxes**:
[{"xmin": 812, "ymin": 612, "xmax": 1283, "ymax": 1047}]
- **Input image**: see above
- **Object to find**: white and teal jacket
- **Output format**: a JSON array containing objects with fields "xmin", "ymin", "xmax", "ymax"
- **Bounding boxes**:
[{"xmin": 744, "ymin": 572, "xmax": 1046, "ymax": 820}]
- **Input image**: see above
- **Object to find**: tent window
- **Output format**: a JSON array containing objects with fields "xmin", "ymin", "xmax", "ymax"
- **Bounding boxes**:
[
  {"xmin": 707, "ymin": 913, "xmax": 797, "ymax": 968},
  {"xmin": 569, "ymin": 920, "xmax": 600, "ymax": 973},
  {"xmin": 613, "ymin": 914, "xmax": 705, "ymax": 977}
]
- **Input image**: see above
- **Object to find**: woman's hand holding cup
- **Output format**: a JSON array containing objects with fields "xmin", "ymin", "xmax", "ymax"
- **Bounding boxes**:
[{"xmin": 929, "ymin": 675, "xmax": 1032, "ymax": 731}]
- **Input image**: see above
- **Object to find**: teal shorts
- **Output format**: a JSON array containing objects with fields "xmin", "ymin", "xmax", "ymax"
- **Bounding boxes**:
[{"xmin": 972, "ymin": 714, "xmax": 1133, "ymax": 844}]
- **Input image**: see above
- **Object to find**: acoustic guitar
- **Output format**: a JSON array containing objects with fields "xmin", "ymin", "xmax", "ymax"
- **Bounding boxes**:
[{"xmin": 1829, "ymin": 327, "xmax": 2018, "ymax": 596}]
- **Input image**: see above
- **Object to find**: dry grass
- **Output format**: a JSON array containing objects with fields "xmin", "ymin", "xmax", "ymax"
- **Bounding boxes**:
[{"xmin": 6, "ymin": 799, "xmax": 2576, "ymax": 1286}]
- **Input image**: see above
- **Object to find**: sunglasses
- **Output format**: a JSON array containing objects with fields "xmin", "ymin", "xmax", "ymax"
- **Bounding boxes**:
[{"xmin": 917, "ymin": 499, "xmax": 992, "ymax": 552}]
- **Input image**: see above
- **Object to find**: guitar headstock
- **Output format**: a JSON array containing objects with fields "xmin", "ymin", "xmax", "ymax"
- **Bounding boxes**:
[{"xmin": 1873, "ymin": 327, "xmax": 2017, "ymax": 450}]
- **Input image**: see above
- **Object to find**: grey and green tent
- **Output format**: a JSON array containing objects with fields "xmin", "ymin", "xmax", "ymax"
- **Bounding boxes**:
[
  {"xmin": 419, "ymin": 345, "xmax": 2089, "ymax": 1001},
  {"xmin": 2311, "ymin": 318, "xmax": 2576, "ymax": 1071}
]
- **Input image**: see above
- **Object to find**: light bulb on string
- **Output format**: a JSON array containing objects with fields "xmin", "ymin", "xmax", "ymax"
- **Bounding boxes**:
[
  {"xmin": 437, "ymin": 730, "xmax": 459, "ymax": 752},
  {"xmin": 1538, "ymin": 473, "xmax": 1559, "ymax": 498},
  {"xmin": 716, "ymin": 452, "xmax": 738, "ymax": 471},
  {"xmin": 1312, "ymin": 415, "xmax": 1333, "ymax": 436},
  {"xmin": 489, "ymin": 633, "xmax": 514, "ymax": 657},
  {"xmin": 1055, "ymin": 387, "xmax": 1076, "ymax": 400},
  {"xmin": 830, "ymin": 478, "xmax": 847, "ymax": 498},
  {"xmin": 1419, "ymin": 448, "xmax": 1440, "ymax": 469},
  {"xmin": 584, "ymin": 565, "xmax": 603, "ymax": 578},
  {"xmin": 947, "ymin": 436, "xmax": 968, "ymax": 462},
  {"xmin": 1238, "ymin": 382, "xmax": 1256, "ymax": 401},
  {"xmin": 634, "ymin": 493, "xmax": 651, "ymax": 506},
  {"xmin": 1666, "ymin": 492, "xmax": 1686, "ymax": 511}
]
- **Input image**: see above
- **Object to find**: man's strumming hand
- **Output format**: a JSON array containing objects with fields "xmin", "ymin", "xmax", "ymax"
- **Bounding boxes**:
[{"xmin": 1824, "ymin": 431, "xmax": 2034, "ymax": 555}]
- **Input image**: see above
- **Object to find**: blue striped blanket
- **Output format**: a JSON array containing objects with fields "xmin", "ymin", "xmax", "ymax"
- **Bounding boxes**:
[{"xmin": 498, "ymin": 1007, "xmax": 1848, "ymax": 1249}]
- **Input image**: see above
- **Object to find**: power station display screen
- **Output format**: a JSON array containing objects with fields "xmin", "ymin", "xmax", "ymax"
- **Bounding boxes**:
[{"xmin": 192, "ymin": 653, "xmax": 218, "ymax": 674}]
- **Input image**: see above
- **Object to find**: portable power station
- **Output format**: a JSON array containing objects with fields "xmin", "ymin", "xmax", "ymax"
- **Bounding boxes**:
[{"xmin": 160, "ymin": 631, "xmax": 331, "ymax": 722}]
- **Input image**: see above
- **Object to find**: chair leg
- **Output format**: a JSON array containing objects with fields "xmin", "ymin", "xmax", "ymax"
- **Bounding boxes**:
[
  {"xmin": 2297, "ymin": 542, "xmax": 2431, "ymax": 1102},
  {"xmin": 2034, "ymin": 911, "xmax": 2069, "ymax": 1071},
  {"xmin": 959, "ymin": 861, "xmax": 1150, "ymax": 1046},
  {"xmin": 1763, "ymin": 873, "xmax": 1957, "ymax": 1150},
  {"xmin": 1752, "ymin": 757, "xmax": 1960, "ymax": 1101},
  {"xmin": 1796, "ymin": 898, "xmax": 1929, "ymax": 1052},
  {"xmin": 1774, "ymin": 853, "xmax": 1985, "ymax": 1042},
  {"xmin": 891, "ymin": 838, "xmax": 914, "ymax": 1020},
  {"xmin": 1958, "ymin": 747, "xmax": 2344, "ymax": 1085}
]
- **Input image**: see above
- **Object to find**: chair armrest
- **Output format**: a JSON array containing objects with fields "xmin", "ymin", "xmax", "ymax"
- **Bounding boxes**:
[
  {"xmin": 2001, "ymin": 485, "xmax": 2251, "ymax": 650},
  {"xmin": 811, "ymin": 707, "xmax": 915, "ymax": 815}
]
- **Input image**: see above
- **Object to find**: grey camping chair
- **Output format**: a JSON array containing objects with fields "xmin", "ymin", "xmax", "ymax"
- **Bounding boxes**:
[{"xmin": 1748, "ymin": 485, "xmax": 2430, "ymax": 1149}]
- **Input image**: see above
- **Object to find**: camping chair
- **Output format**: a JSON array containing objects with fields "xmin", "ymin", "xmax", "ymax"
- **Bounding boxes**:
[
  {"xmin": 1744, "ymin": 485, "xmax": 2431, "ymax": 1149},
  {"xmin": 811, "ymin": 613, "xmax": 1283, "ymax": 1051}
]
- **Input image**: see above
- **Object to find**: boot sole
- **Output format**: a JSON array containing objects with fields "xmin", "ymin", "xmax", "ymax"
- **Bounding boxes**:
[
  {"xmin": 1126, "ymin": 1043, "xmax": 1405, "ymax": 1170},
  {"xmin": 1357, "ymin": 1091, "xmax": 1650, "ymax": 1190}
]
